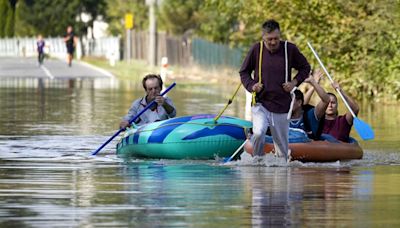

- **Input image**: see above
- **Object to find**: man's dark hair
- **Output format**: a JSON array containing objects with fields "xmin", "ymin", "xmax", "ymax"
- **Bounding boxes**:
[
  {"xmin": 294, "ymin": 89, "xmax": 304, "ymax": 105},
  {"xmin": 262, "ymin": 19, "xmax": 280, "ymax": 33},
  {"xmin": 142, "ymin": 74, "xmax": 163, "ymax": 90}
]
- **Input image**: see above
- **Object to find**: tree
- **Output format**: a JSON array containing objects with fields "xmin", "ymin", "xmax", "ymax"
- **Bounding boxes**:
[
  {"xmin": 104, "ymin": 0, "xmax": 148, "ymax": 36},
  {"xmin": 158, "ymin": 0, "xmax": 203, "ymax": 35},
  {"xmin": 75, "ymin": 0, "xmax": 107, "ymax": 39},
  {"xmin": 14, "ymin": 0, "xmax": 35, "ymax": 36},
  {"xmin": 192, "ymin": 0, "xmax": 400, "ymax": 100},
  {"xmin": 14, "ymin": 0, "xmax": 107, "ymax": 37},
  {"xmin": 196, "ymin": 0, "xmax": 242, "ymax": 45},
  {"xmin": 0, "ymin": 0, "xmax": 18, "ymax": 37},
  {"xmin": 15, "ymin": 0, "xmax": 79, "ymax": 36},
  {"xmin": 4, "ymin": 0, "xmax": 16, "ymax": 37}
]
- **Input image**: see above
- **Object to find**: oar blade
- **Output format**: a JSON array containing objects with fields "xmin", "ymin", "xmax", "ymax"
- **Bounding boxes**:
[{"xmin": 354, "ymin": 117, "xmax": 374, "ymax": 140}]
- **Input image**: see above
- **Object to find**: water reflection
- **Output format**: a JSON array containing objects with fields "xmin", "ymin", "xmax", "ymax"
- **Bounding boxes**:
[
  {"xmin": 0, "ymin": 78, "xmax": 400, "ymax": 227},
  {"xmin": 0, "ymin": 158, "xmax": 399, "ymax": 227},
  {"xmin": 0, "ymin": 78, "xmax": 247, "ymax": 136},
  {"xmin": 238, "ymin": 167, "xmax": 362, "ymax": 227},
  {"xmin": 0, "ymin": 77, "xmax": 399, "ymax": 162},
  {"xmin": 119, "ymin": 162, "xmax": 245, "ymax": 227},
  {"xmin": 0, "ymin": 77, "xmax": 120, "ymax": 89}
]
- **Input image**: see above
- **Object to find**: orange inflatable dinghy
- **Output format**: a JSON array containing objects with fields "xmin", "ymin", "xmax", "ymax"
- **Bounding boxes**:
[{"xmin": 244, "ymin": 138, "xmax": 363, "ymax": 162}]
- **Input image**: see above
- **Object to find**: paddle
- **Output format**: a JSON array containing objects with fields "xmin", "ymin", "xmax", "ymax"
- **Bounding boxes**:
[
  {"xmin": 223, "ymin": 139, "xmax": 248, "ymax": 163},
  {"xmin": 213, "ymin": 82, "xmax": 242, "ymax": 123},
  {"xmin": 307, "ymin": 42, "xmax": 374, "ymax": 140},
  {"xmin": 92, "ymin": 82, "xmax": 177, "ymax": 155}
]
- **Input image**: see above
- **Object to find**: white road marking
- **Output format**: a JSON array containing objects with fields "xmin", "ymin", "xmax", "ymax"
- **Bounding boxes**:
[
  {"xmin": 77, "ymin": 60, "xmax": 115, "ymax": 78},
  {"xmin": 40, "ymin": 65, "xmax": 54, "ymax": 79}
]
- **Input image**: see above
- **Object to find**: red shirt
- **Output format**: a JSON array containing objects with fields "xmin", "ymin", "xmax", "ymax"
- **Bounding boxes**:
[{"xmin": 322, "ymin": 115, "xmax": 352, "ymax": 142}]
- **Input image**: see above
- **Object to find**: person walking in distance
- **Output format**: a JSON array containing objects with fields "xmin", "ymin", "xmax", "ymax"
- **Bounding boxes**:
[
  {"xmin": 36, "ymin": 34, "xmax": 45, "ymax": 66},
  {"xmin": 64, "ymin": 26, "xmax": 77, "ymax": 67}
]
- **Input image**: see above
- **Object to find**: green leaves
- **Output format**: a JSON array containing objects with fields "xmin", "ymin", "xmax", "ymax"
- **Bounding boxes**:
[
  {"xmin": 105, "ymin": 0, "xmax": 148, "ymax": 35},
  {"xmin": 158, "ymin": 0, "xmax": 203, "ymax": 35},
  {"xmin": 0, "ymin": 0, "xmax": 15, "ymax": 37},
  {"xmin": 195, "ymin": 0, "xmax": 400, "ymax": 100},
  {"xmin": 3, "ymin": 0, "xmax": 398, "ymax": 100},
  {"xmin": 10, "ymin": 0, "xmax": 106, "ymax": 37}
]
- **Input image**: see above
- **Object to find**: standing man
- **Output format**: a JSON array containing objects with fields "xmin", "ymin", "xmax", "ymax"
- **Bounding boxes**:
[
  {"xmin": 119, "ymin": 74, "xmax": 176, "ymax": 128},
  {"xmin": 64, "ymin": 25, "xmax": 77, "ymax": 67},
  {"xmin": 240, "ymin": 19, "xmax": 311, "ymax": 161}
]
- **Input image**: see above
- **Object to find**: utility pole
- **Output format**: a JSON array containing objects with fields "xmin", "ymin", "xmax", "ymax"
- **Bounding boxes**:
[
  {"xmin": 125, "ymin": 13, "xmax": 134, "ymax": 63},
  {"xmin": 146, "ymin": 0, "xmax": 157, "ymax": 66}
]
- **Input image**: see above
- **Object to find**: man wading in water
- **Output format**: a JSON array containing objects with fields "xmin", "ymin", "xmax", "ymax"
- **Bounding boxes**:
[{"xmin": 239, "ymin": 19, "xmax": 311, "ymax": 162}]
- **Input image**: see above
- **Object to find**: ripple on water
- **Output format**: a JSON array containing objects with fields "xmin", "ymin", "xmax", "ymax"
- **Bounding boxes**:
[
  {"xmin": 1, "ymin": 135, "xmax": 400, "ymax": 167},
  {"xmin": 223, "ymin": 149, "xmax": 400, "ymax": 168},
  {"xmin": 0, "ymin": 135, "xmax": 120, "ymax": 162}
]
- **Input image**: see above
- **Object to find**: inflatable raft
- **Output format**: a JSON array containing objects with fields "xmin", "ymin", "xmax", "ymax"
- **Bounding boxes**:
[
  {"xmin": 244, "ymin": 130, "xmax": 363, "ymax": 162},
  {"xmin": 116, "ymin": 114, "xmax": 252, "ymax": 159}
]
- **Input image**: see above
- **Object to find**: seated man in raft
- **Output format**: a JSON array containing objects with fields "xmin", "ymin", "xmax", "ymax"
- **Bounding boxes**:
[
  {"xmin": 304, "ymin": 77, "xmax": 360, "ymax": 143},
  {"xmin": 119, "ymin": 74, "xmax": 176, "ymax": 129},
  {"xmin": 289, "ymin": 69, "xmax": 330, "ymax": 141}
]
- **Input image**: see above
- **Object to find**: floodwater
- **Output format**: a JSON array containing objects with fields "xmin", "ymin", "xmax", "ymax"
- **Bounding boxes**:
[{"xmin": 0, "ymin": 78, "xmax": 399, "ymax": 227}]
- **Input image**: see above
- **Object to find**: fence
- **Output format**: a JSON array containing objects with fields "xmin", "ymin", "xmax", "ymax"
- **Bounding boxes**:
[
  {"xmin": 1, "ymin": 33, "xmax": 242, "ymax": 69},
  {"xmin": 191, "ymin": 39, "xmax": 243, "ymax": 68},
  {"xmin": 128, "ymin": 30, "xmax": 190, "ymax": 66},
  {"xmin": 85, "ymin": 37, "xmax": 121, "ymax": 61},
  {"xmin": 0, "ymin": 37, "xmax": 120, "ymax": 61},
  {"xmin": 127, "ymin": 30, "xmax": 242, "ymax": 68}
]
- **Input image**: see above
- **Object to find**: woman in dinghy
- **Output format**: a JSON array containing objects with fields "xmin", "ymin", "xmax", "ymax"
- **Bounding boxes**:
[
  {"xmin": 321, "ymin": 82, "xmax": 360, "ymax": 142},
  {"xmin": 304, "ymin": 75, "xmax": 360, "ymax": 143}
]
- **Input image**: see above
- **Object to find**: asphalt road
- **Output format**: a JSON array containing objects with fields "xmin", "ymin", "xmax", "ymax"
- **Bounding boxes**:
[{"xmin": 0, "ymin": 57, "xmax": 114, "ymax": 79}]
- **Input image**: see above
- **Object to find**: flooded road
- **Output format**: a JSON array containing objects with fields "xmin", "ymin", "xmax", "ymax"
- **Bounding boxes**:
[{"xmin": 0, "ymin": 78, "xmax": 399, "ymax": 227}]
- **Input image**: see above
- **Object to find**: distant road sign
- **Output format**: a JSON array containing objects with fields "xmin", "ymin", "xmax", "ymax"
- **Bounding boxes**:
[{"xmin": 125, "ymin": 13, "xmax": 134, "ymax": 29}]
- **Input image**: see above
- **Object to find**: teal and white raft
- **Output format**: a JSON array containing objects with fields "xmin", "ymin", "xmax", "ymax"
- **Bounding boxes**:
[{"xmin": 116, "ymin": 114, "xmax": 252, "ymax": 159}]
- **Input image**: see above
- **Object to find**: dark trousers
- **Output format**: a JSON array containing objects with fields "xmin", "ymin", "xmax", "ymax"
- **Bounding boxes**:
[{"xmin": 38, "ymin": 52, "xmax": 45, "ymax": 65}]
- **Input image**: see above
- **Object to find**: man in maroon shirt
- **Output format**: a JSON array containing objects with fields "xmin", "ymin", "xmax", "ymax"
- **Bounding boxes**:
[
  {"xmin": 239, "ymin": 19, "xmax": 310, "ymax": 161},
  {"xmin": 322, "ymin": 81, "xmax": 360, "ymax": 142}
]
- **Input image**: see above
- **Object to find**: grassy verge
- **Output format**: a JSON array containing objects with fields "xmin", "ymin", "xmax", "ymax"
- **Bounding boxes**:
[
  {"xmin": 82, "ymin": 57, "xmax": 157, "ymax": 82},
  {"xmin": 82, "ymin": 56, "xmax": 241, "ymax": 86}
]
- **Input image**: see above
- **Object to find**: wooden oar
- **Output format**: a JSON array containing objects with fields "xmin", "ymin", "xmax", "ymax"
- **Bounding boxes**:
[
  {"xmin": 92, "ymin": 82, "xmax": 177, "ymax": 155},
  {"xmin": 307, "ymin": 42, "xmax": 374, "ymax": 140}
]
